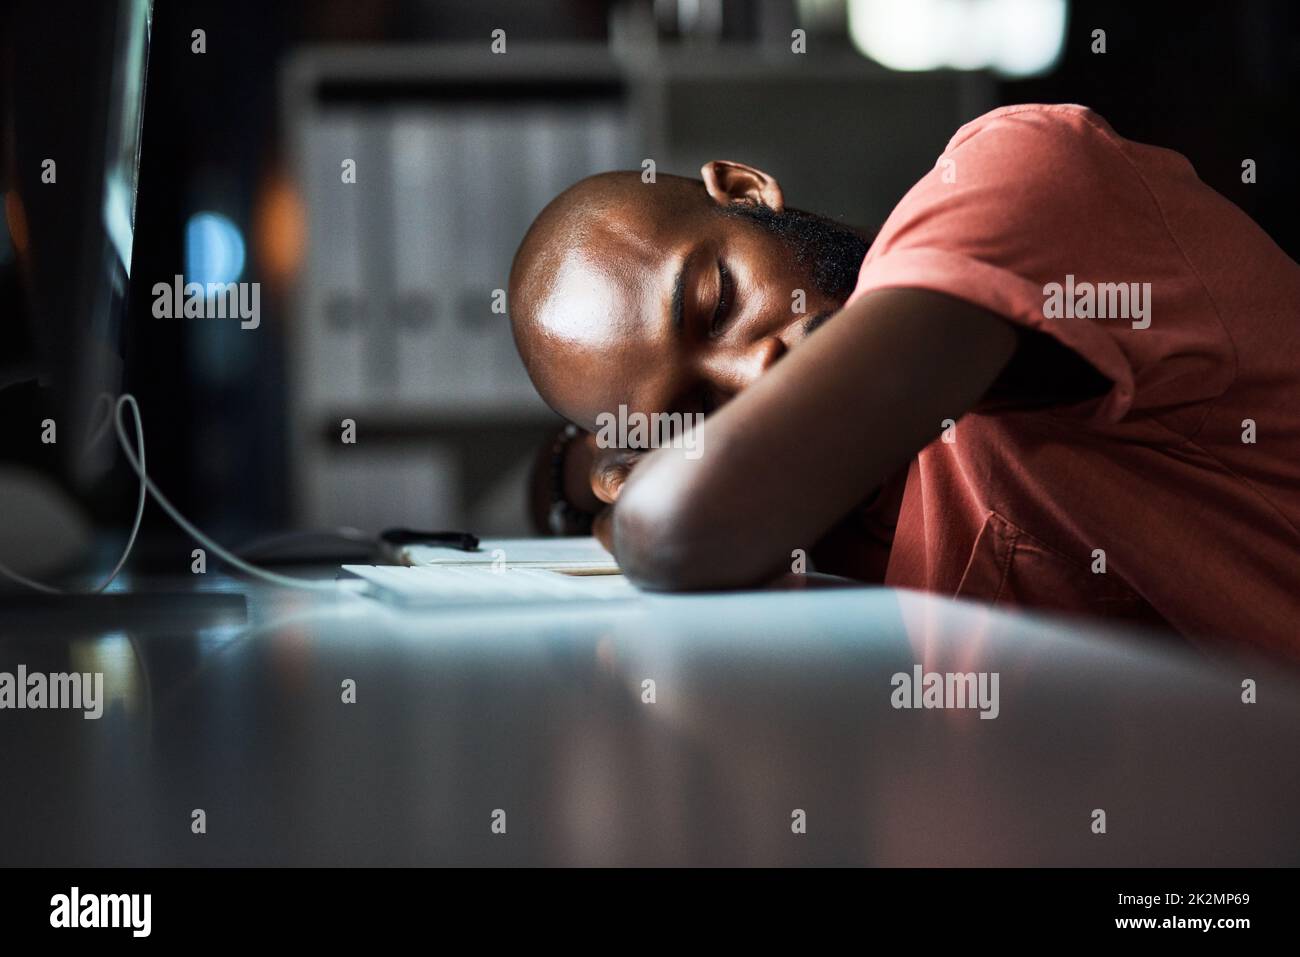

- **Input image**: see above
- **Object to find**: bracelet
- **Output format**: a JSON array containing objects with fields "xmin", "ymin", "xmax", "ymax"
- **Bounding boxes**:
[{"xmin": 547, "ymin": 424, "xmax": 596, "ymax": 536}]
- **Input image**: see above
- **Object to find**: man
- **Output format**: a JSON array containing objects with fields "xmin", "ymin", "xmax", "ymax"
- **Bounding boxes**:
[{"xmin": 509, "ymin": 104, "xmax": 1300, "ymax": 658}]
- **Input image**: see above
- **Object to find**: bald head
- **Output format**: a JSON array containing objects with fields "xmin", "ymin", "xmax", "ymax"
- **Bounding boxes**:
[
  {"xmin": 508, "ymin": 172, "xmax": 709, "ymax": 413},
  {"xmin": 508, "ymin": 164, "xmax": 870, "ymax": 430}
]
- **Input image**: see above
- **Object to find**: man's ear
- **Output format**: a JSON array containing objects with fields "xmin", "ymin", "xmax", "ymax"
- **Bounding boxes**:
[{"xmin": 701, "ymin": 160, "xmax": 785, "ymax": 213}]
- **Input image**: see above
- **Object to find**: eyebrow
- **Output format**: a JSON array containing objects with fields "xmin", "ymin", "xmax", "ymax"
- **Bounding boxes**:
[{"xmin": 670, "ymin": 251, "xmax": 695, "ymax": 335}]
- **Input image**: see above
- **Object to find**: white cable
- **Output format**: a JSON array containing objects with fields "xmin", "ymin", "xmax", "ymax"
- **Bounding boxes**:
[
  {"xmin": 109, "ymin": 394, "xmax": 340, "ymax": 591},
  {"xmin": 0, "ymin": 393, "xmax": 342, "ymax": 594},
  {"xmin": 0, "ymin": 393, "xmax": 146, "ymax": 594}
]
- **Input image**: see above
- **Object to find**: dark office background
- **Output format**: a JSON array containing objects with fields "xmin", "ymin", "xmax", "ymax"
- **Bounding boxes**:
[{"xmin": 7, "ymin": 0, "xmax": 1300, "ymax": 564}]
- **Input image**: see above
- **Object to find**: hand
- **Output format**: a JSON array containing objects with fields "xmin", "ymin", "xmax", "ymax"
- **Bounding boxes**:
[
  {"xmin": 592, "ymin": 507, "xmax": 615, "ymax": 552},
  {"xmin": 590, "ymin": 446, "xmax": 644, "ymax": 506},
  {"xmin": 590, "ymin": 446, "xmax": 642, "ymax": 552}
]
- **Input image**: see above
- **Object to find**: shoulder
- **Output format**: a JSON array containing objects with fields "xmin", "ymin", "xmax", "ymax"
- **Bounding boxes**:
[
  {"xmin": 879, "ymin": 104, "xmax": 1150, "ymax": 247},
  {"xmin": 938, "ymin": 105, "xmax": 1140, "ymax": 201},
  {"xmin": 945, "ymin": 103, "xmax": 1126, "ymax": 158}
]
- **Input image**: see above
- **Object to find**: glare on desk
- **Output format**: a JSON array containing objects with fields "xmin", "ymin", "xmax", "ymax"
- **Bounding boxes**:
[{"xmin": 69, "ymin": 633, "xmax": 142, "ymax": 716}]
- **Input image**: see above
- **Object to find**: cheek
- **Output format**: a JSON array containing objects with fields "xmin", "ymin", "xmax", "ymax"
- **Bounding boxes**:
[
  {"xmin": 736, "ymin": 240, "xmax": 808, "ymax": 312},
  {"xmin": 743, "ymin": 257, "xmax": 831, "ymax": 327}
]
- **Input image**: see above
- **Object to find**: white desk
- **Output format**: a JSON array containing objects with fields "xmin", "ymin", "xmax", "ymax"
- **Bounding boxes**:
[{"xmin": 1, "ymin": 573, "xmax": 1296, "ymax": 865}]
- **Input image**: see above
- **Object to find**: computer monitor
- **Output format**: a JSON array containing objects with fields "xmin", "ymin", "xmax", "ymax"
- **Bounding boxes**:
[
  {"xmin": 0, "ymin": 0, "xmax": 152, "ymax": 486},
  {"xmin": 0, "ymin": 0, "xmax": 151, "ymax": 582}
]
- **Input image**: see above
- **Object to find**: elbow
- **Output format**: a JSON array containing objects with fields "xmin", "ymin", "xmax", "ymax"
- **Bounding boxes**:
[
  {"xmin": 610, "ymin": 490, "xmax": 698, "ymax": 591},
  {"xmin": 611, "ymin": 480, "xmax": 774, "ymax": 592}
]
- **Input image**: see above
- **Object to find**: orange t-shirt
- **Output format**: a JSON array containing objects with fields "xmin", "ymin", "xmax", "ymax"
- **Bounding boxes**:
[{"xmin": 846, "ymin": 104, "xmax": 1300, "ymax": 658}]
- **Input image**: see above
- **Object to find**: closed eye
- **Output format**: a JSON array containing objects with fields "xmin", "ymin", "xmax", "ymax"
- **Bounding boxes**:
[{"xmin": 710, "ymin": 259, "xmax": 735, "ymax": 338}]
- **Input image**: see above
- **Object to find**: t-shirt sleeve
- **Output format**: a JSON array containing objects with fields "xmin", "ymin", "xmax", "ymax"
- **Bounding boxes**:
[{"xmin": 845, "ymin": 104, "xmax": 1234, "ymax": 425}]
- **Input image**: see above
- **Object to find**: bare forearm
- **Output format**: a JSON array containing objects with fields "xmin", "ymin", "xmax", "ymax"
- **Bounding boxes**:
[{"xmin": 611, "ymin": 288, "xmax": 1018, "ymax": 590}]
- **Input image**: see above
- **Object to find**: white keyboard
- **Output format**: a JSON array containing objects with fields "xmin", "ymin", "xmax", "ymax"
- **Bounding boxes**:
[{"xmin": 342, "ymin": 564, "xmax": 637, "ymax": 608}]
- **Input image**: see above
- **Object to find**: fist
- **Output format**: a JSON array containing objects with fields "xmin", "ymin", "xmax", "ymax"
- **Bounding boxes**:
[{"xmin": 590, "ymin": 444, "xmax": 644, "ymax": 505}]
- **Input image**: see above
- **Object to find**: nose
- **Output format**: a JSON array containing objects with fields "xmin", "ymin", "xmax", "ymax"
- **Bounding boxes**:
[
  {"xmin": 750, "ymin": 335, "xmax": 788, "ymax": 377},
  {"xmin": 699, "ymin": 334, "xmax": 788, "ymax": 393}
]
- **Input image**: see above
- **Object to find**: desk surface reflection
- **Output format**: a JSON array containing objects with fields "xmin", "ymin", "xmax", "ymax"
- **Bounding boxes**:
[{"xmin": 1, "ymin": 573, "xmax": 1296, "ymax": 866}]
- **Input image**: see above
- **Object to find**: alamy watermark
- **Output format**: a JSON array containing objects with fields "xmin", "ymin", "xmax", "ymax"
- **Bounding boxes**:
[
  {"xmin": 0, "ymin": 665, "xmax": 104, "ymax": 719},
  {"xmin": 594, "ymin": 404, "xmax": 704, "ymax": 459},
  {"xmin": 890, "ymin": 665, "xmax": 1000, "ymax": 719},
  {"xmin": 50, "ymin": 887, "xmax": 151, "ymax": 937},
  {"xmin": 152, "ymin": 274, "xmax": 260, "ymax": 329},
  {"xmin": 1042, "ymin": 274, "xmax": 1151, "ymax": 329}
]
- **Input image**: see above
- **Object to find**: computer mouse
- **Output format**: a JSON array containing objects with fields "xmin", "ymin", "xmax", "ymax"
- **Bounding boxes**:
[{"xmin": 0, "ymin": 466, "xmax": 93, "ymax": 579}]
